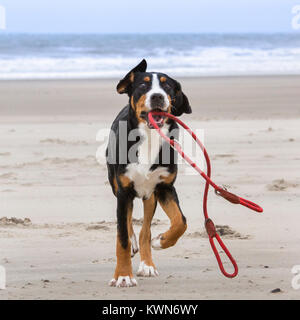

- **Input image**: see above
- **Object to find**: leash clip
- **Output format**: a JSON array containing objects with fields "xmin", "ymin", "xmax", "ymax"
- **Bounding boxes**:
[
  {"xmin": 215, "ymin": 186, "xmax": 241, "ymax": 205},
  {"xmin": 215, "ymin": 185, "xmax": 228, "ymax": 196}
]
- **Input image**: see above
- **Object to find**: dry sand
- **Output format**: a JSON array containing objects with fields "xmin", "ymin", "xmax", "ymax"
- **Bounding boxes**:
[{"xmin": 0, "ymin": 76, "xmax": 300, "ymax": 299}]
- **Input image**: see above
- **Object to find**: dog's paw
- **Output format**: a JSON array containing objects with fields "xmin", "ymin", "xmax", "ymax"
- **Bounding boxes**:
[
  {"xmin": 109, "ymin": 276, "xmax": 137, "ymax": 288},
  {"xmin": 137, "ymin": 261, "xmax": 159, "ymax": 277},
  {"xmin": 151, "ymin": 234, "xmax": 163, "ymax": 250},
  {"xmin": 131, "ymin": 234, "xmax": 139, "ymax": 257}
]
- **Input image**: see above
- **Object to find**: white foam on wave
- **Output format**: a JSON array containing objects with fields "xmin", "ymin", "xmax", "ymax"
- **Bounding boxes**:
[{"xmin": 1, "ymin": 46, "xmax": 300, "ymax": 79}]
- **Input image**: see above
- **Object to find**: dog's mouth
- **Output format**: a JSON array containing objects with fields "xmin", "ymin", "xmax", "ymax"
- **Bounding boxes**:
[{"xmin": 142, "ymin": 109, "xmax": 166, "ymax": 129}]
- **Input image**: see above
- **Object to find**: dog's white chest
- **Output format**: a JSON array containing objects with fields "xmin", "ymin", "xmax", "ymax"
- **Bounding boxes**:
[{"xmin": 125, "ymin": 123, "xmax": 170, "ymax": 199}]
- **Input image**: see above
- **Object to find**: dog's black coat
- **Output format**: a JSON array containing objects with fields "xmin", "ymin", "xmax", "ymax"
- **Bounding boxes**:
[{"xmin": 106, "ymin": 59, "xmax": 191, "ymax": 249}]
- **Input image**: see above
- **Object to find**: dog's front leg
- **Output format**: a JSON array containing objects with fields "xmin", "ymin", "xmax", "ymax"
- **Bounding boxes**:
[
  {"xmin": 152, "ymin": 185, "xmax": 187, "ymax": 249},
  {"xmin": 109, "ymin": 192, "xmax": 137, "ymax": 287}
]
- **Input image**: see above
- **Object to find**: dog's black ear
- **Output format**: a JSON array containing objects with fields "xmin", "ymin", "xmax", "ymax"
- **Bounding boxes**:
[
  {"xmin": 116, "ymin": 59, "xmax": 147, "ymax": 95},
  {"xmin": 171, "ymin": 80, "xmax": 192, "ymax": 116}
]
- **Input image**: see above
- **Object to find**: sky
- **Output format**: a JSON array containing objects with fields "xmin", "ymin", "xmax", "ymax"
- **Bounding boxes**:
[{"xmin": 0, "ymin": 0, "xmax": 299, "ymax": 33}]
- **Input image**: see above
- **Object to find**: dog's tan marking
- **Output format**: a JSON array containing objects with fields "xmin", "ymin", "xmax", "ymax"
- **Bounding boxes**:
[
  {"xmin": 129, "ymin": 72, "xmax": 135, "ymax": 83},
  {"xmin": 157, "ymin": 197, "xmax": 187, "ymax": 249},
  {"xmin": 114, "ymin": 234, "xmax": 133, "ymax": 279},
  {"xmin": 160, "ymin": 172, "xmax": 177, "ymax": 185},
  {"xmin": 139, "ymin": 193, "xmax": 157, "ymax": 267},
  {"xmin": 160, "ymin": 76, "xmax": 167, "ymax": 82},
  {"xmin": 131, "ymin": 94, "xmax": 148, "ymax": 123},
  {"xmin": 117, "ymin": 85, "xmax": 126, "ymax": 94},
  {"xmin": 128, "ymin": 212, "xmax": 133, "ymax": 238},
  {"xmin": 118, "ymin": 174, "xmax": 132, "ymax": 189},
  {"xmin": 127, "ymin": 202, "xmax": 133, "ymax": 239},
  {"xmin": 114, "ymin": 205, "xmax": 133, "ymax": 279},
  {"xmin": 144, "ymin": 76, "xmax": 150, "ymax": 82},
  {"xmin": 167, "ymin": 95, "xmax": 172, "ymax": 107},
  {"xmin": 130, "ymin": 95, "xmax": 135, "ymax": 110},
  {"xmin": 113, "ymin": 176, "xmax": 118, "ymax": 194},
  {"xmin": 117, "ymin": 72, "xmax": 134, "ymax": 94}
]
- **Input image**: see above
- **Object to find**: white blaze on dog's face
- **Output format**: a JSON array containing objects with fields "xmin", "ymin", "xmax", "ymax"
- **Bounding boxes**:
[{"xmin": 145, "ymin": 74, "xmax": 170, "ymax": 112}]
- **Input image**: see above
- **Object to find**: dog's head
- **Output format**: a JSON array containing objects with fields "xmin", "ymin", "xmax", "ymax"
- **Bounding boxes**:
[{"xmin": 117, "ymin": 59, "xmax": 192, "ymax": 128}]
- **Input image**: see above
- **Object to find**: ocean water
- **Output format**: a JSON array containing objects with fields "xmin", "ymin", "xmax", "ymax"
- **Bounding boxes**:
[{"xmin": 0, "ymin": 33, "xmax": 300, "ymax": 79}]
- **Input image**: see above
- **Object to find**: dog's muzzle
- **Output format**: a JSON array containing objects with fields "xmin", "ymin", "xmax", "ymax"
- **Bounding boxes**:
[{"xmin": 150, "ymin": 93, "xmax": 165, "ymax": 109}]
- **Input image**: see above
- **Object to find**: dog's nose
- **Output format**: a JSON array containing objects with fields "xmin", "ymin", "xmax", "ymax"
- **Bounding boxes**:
[{"xmin": 150, "ymin": 93, "xmax": 164, "ymax": 108}]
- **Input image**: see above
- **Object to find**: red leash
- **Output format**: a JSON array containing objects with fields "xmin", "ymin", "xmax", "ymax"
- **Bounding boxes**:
[{"xmin": 148, "ymin": 111, "xmax": 263, "ymax": 278}]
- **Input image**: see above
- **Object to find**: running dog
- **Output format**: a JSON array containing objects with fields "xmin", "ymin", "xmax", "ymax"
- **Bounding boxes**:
[{"xmin": 106, "ymin": 59, "xmax": 192, "ymax": 287}]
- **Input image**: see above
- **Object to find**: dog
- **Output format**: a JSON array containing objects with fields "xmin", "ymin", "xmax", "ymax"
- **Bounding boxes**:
[{"xmin": 106, "ymin": 59, "xmax": 192, "ymax": 287}]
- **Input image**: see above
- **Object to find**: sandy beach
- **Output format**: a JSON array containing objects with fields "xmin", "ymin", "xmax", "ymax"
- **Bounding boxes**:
[{"xmin": 0, "ymin": 75, "xmax": 300, "ymax": 300}]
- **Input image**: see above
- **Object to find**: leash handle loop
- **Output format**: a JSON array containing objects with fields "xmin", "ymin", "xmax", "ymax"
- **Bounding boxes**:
[
  {"xmin": 205, "ymin": 218, "xmax": 238, "ymax": 278},
  {"xmin": 209, "ymin": 235, "xmax": 239, "ymax": 278},
  {"xmin": 239, "ymin": 197, "xmax": 263, "ymax": 212}
]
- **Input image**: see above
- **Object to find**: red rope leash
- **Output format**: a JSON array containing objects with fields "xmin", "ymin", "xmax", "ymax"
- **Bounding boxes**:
[{"xmin": 148, "ymin": 111, "xmax": 263, "ymax": 278}]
